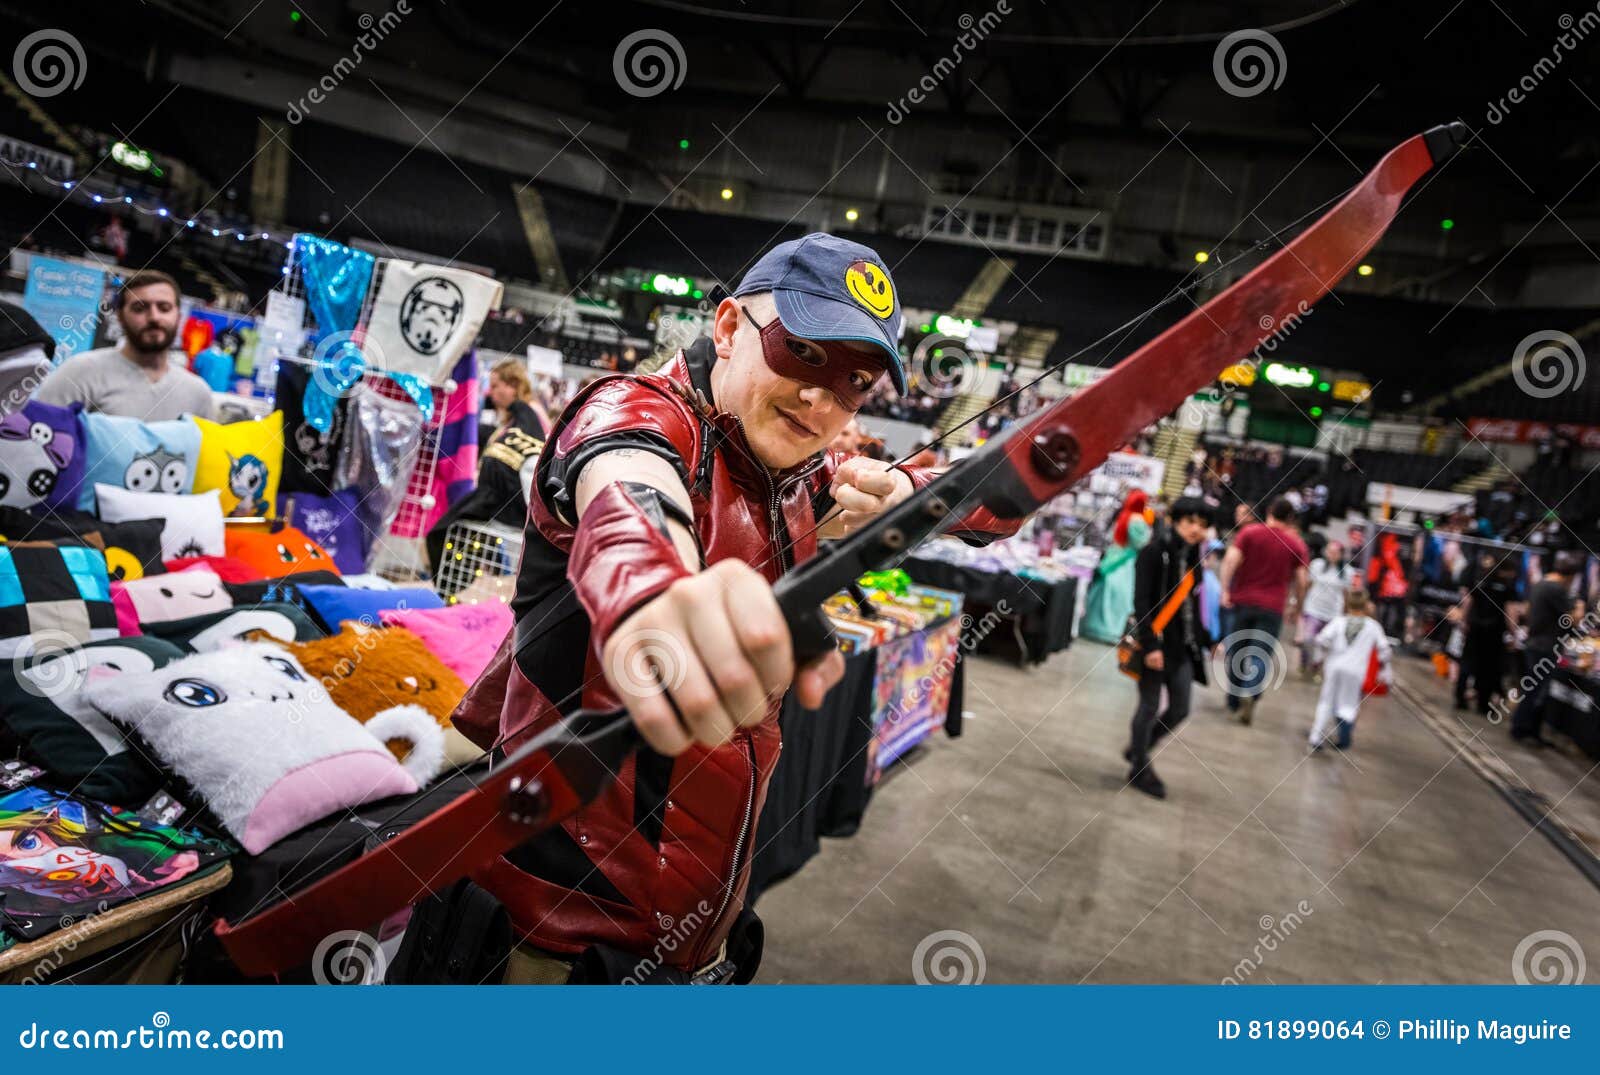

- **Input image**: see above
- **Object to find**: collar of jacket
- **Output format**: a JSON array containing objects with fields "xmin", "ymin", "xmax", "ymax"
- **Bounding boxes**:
[{"xmin": 663, "ymin": 336, "xmax": 825, "ymax": 493}]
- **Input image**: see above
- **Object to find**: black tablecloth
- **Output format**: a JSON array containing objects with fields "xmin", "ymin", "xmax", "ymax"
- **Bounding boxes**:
[
  {"xmin": 748, "ymin": 636, "xmax": 967, "ymax": 902},
  {"xmin": 1546, "ymin": 671, "xmax": 1600, "ymax": 758},
  {"xmin": 902, "ymin": 556, "xmax": 1076, "ymax": 664}
]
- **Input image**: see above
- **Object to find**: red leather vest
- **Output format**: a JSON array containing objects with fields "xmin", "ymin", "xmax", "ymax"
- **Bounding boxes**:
[{"xmin": 455, "ymin": 345, "xmax": 832, "ymax": 970}]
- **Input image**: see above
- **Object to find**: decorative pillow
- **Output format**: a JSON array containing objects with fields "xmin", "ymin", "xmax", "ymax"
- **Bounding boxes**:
[
  {"xmin": 0, "ymin": 400, "xmax": 84, "ymax": 512},
  {"xmin": 272, "ymin": 625, "xmax": 478, "ymax": 769},
  {"xmin": 225, "ymin": 525, "xmax": 341, "ymax": 579},
  {"xmin": 224, "ymin": 574, "xmax": 342, "ymax": 619},
  {"xmin": 75, "ymin": 412, "xmax": 200, "ymax": 512},
  {"xmin": 146, "ymin": 602, "xmax": 325, "ymax": 653},
  {"xmin": 275, "ymin": 625, "xmax": 466, "ymax": 724},
  {"xmin": 96, "ymin": 485, "xmax": 225, "ymax": 562},
  {"xmin": 0, "ymin": 507, "xmax": 166, "ymax": 583},
  {"xmin": 278, "ymin": 489, "xmax": 375, "ymax": 575},
  {"xmin": 0, "ymin": 636, "xmax": 183, "ymax": 804},
  {"xmin": 297, "ymin": 583, "xmax": 444, "ymax": 633},
  {"xmin": 163, "ymin": 554, "xmax": 259, "ymax": 584},
  {"xmin": 341, "ymin": 573, "xmax": 398, "ymax": 590},
  {"xmin": 109, "ymin": 566, "xmax": 231, "ymax": 634},
  {"xmin": 0, "ymin": 544, "xmax": 117, "ymax": 658},
  {"xmin": 86, "ymin": 644, "xmax": 443, "ymax": 854},
  {"xmin": 192, "ymin": 412, "xmax": 284, "ymax": 519},
  {"xmin": 381, "ymin": 602, "xmax": 512, "ymax": 683},
  {"xmin": 0, "ymin": 785, "xmax": 230, "ymax": 942}
]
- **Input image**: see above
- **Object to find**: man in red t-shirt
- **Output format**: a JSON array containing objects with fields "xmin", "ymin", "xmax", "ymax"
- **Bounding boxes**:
[{"xmin": 1219, "ymin": 496, "xmax": 1310, "ymax": 724}]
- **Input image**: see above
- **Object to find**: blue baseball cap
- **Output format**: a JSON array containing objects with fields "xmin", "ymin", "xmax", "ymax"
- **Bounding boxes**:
[{"xmin": 733, "ymin": 232, "xmax": 907, "ymax": 393}]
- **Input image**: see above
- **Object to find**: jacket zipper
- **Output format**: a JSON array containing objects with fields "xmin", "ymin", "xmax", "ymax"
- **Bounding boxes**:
[
  {"xmin": 694, "ymin": 419, "xmax": 816, "ymax": 962},
  {"xmin": 702, "ymin": 735, "xmax": 758, "ymax": 961}
]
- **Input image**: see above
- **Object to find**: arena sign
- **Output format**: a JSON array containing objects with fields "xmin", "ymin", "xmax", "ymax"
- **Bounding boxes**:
[
  {"xmin": 0, "ymin": 134, "xmax": 73, "ymax": 181},
  {"xmin": 1466, "ymin": 417, "xmax": 1600, "ymax": 449}
]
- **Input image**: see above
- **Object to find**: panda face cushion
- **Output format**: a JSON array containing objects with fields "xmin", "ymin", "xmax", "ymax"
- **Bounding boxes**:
[{"xmin": 86, "ymin": 643, "xmax": 442, "ymax": 854}]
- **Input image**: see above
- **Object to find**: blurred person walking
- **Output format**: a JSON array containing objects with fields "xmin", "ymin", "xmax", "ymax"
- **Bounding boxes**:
[
  {"xmin": 1218, "ymin": 496, "xmax": 1309, "ymax": 724},
  {"xmin": 1123, "ymin": 498, "xmax": 1212, "ymax": 799},
  {"xmin": 1307, "ymin": 590, "xmax": 1391, "ymax": 752},
  {"xmin": 1298, "ymin": 540, "xmax": 1357, "ymax": 676},
  {"xmin": 1510, "ymin": 551, "xmax": 1585, "ymax": 748}
]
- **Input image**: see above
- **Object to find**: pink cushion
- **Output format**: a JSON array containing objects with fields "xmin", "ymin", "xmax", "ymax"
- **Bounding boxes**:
[
  {"xmin": 109, "ymin": 565, "xmax": 231, "ymax": 636},
  {"xmin": 243, "ymin": 748, "xmax": 416, "ymax": 854},
  {"xmin": 380, "ymin": 602, "xmax": 513, "ymax": 682}
]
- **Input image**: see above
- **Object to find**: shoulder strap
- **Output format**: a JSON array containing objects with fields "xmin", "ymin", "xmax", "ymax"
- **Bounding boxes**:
[{"xmin": 1151, "ymin": 565, "xmax": 1196, "ymax": 636}]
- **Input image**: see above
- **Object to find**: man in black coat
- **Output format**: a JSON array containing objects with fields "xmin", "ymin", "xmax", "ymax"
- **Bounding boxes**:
[{"xmin": 1125, "ymin": 497, "xmax": 1213, "ymax": 799}]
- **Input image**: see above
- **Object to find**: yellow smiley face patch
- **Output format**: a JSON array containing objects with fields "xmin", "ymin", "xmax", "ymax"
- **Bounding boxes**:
[{"xmin": 845, "ymin": 260, "xmax": 895, "ymax": 319}]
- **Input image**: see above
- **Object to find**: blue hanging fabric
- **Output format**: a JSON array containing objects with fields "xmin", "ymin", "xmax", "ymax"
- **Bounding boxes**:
[
  {"xmin": 384, "ymin": 371, "xmax": 435, "ymax": 422},
  {"xmin": 293, "ymin": 235, "xmax": 375, "ymax": 432}
]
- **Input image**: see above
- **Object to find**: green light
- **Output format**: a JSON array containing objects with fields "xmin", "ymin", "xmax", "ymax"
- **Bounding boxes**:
[
  {"xmin": 1423, "ymin": 518, "xmax": 1434, "ymax": 529},
  {"xmin": 691, "ymin": 289, "xmax": 703, "ymax": 299},
  {"xmin": 1309, "ymin": 406, "xmax": 1323, "ymax": 417},
  {"xmin": 920, "ymin": 324, "xmax": 931, "ymax": 333},
  {"xmin": 678, "ymin": 138, "xmax": 690, "ymax": 150},
  {"xmin": 289, "ymin": 9, "xmax": 301, "ymax": 21},
  {"xmin": 1317, "ymin": 381, "xmax": 1330, "ymax": 392},
  {"xmin": 1440, "ymin": 218, "xmax": 1454, "ymax": 231}
]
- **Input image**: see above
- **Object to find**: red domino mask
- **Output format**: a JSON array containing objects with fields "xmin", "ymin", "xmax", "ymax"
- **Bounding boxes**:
[{"xmin": 742, "ymin": 305, "xmax": 885, "ymax": 411}]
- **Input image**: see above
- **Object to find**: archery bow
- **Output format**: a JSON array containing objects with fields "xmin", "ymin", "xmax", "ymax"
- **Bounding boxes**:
[{"xmin": 214, "ymin": 122, "xmax": 1467, "ymax": 978}]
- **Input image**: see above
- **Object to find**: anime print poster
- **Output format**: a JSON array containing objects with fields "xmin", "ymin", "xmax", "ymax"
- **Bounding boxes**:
[{"xmin": 0, "ymin": 786, "xmax": 230, "ymax": 941}]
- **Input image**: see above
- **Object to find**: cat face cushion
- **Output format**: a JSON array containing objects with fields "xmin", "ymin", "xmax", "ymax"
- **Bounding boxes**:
[
  {"xmin": 109, "ymin": 566, "xmax": 231, "ymax": 634},
  {"xmin": 86, "ymin": 644, "xmax": 444, "ymax": 854},
  {"xmin": 76, "ymin": 412, "xmax": 201, "ymax": 511},
  {"xmin": 0, "ymin": 401, "xmax": 82, "ymax": 511},
  {"xmin": 96, "ymin": 485, "xmax": 225, "ymax": 562},
  {"xmin": 224, "ymin": 525, "xmax": 340, "ymax": 579}
]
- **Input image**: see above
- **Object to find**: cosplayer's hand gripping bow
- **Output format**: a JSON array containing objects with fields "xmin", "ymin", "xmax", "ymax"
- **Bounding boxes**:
[{"xmin": 215, "ymin": 123, "xmax": 1467, "ymax": 977}]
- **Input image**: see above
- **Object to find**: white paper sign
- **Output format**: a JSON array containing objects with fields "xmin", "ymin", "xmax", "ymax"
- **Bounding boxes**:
[{"xmin": 525, "ymin": 344, "xmax": 564, "ymax": 379}]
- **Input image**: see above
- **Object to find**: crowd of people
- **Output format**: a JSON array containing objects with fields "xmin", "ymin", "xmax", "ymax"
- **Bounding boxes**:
[{"xmin": 1082, "ymin": 463, "xmax": 1593, "ymax": 801}]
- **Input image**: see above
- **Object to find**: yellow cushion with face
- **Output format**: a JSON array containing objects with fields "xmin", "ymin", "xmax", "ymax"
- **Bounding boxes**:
[{"xmin": 191, "ymin": 412, "xmax": 284, "ymax": 519}]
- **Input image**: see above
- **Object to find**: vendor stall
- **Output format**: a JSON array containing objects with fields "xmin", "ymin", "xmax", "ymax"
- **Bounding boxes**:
[{"xmin": 903, "ymin": 535, "xmax": 1084, "ymax": 664}]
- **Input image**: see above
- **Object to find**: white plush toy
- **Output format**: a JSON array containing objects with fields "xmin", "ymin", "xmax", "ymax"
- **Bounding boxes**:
[{"xmin": 86, "ymin": 642, "xmax": 445, "ymax": 854}]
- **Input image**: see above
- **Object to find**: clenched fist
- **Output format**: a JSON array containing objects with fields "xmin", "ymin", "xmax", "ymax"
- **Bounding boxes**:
[
  {"xmin": 818, "ymin": 456, "xmax": 914, "ymax": 540},
  {"xmin": 601, "ymin": 559, "xmax": 846, "ymax": 755}
]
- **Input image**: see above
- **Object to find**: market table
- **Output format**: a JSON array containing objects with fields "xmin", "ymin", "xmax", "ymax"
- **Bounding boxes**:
[
  {"xmin": 749, "ymin": 614, "xmax": 967, "ymax": 901},
  {"xmin": 901, "ymin": 555, "xmax": 1076, "ymax": 665}
]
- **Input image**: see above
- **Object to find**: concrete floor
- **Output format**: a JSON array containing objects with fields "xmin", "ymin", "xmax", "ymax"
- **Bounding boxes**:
[{"xmin": 755, "ymin": 639, "xmax": 1600, "ymax": 983}]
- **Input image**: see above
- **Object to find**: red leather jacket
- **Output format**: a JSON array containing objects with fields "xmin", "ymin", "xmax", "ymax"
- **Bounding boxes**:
[{"xmin": 454, "ymin": 339, "xmax": 1017, "ymax": 969}]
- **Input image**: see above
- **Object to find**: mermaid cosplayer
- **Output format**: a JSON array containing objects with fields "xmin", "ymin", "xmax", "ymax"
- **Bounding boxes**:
[{"xmin": 1080, "ymin": 489, "xmax": 1154, "ymax": 644}]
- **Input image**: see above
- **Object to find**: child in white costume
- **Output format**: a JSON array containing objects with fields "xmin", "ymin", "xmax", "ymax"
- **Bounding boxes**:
[{"xmin": 1309, "ymin": 590, "xmax": 1391, "ymax": 750}]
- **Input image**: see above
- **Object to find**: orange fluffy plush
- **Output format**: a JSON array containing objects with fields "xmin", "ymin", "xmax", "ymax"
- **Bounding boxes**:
[{"xmin": 269, "ymin": 625, "xmax": 482, "ymax": 767}]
